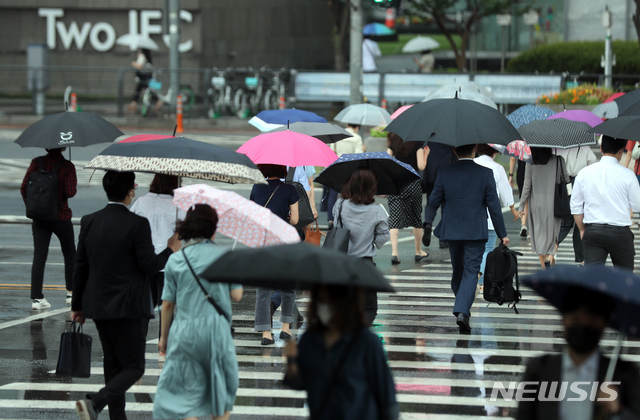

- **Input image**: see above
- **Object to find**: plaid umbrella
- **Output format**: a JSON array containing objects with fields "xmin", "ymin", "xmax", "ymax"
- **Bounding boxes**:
[
  {"xmin": 518, "ymin": 119, "xmax": 595, "ymax": 149},
  {"xmin": 85, "ymin": 135, "xmax": 267, "ymax": 184},
  {"xmin": 173, "ymin": 184, "xmax": 299, "ymax": 248},
  {"xmin": 506, "ymin": 105, "xmax": 556, "ymax": 129},
  {"xmin": 592, "ymin": 102, "xmax": 619, "ymax": 119}
]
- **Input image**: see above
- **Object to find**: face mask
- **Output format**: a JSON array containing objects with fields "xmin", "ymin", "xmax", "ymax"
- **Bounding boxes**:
[
  {"xmin": 566, "ymin": 326, "xmax": 602, "ymax": 355},
  {"xmin": 316, "ymin": 303, "xmax": 333, "ymax": 327}
]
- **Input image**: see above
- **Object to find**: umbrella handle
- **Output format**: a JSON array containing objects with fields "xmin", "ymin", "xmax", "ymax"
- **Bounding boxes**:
[
  {"xmin": 604, "ymin": 331, "xmax": 624, "ymax": 383},
  {"xmin": 232, "ymin": 214, "xmax": 247, "ymax": 250}
]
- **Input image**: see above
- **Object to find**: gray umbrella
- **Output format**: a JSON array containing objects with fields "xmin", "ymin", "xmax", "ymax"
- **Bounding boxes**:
[
  {"xmin": 518, "ymin": 119, "xmax": 595, "ymax": 149},
  {"xmin": 592, "ymin": 102, "xmax": 619, "ymax": 119},
  {"xmin": 334, "ymin": 103, "xmax": 392, "ymax": 126},
  {"xmin": 267, "ymin": 122, "xmax": 353, "ymax": 144}
]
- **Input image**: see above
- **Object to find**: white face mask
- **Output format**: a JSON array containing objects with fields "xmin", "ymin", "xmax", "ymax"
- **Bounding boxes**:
[{"xmin": 316, "ymin": 303, "xmax": 333, "ymax": 326}]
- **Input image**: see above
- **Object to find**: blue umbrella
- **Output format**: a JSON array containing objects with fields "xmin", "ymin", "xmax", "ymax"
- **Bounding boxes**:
[
  {"xmin": 314, "ymin": 152, "xmax": 420, "ymax": 195},
  {"xmin": 507, "ymin": 104, "xmax": 556, "ymax": 129},
  {"xmin": 363, "ymin": 23, "xmax": 395, "ymax": 36}
]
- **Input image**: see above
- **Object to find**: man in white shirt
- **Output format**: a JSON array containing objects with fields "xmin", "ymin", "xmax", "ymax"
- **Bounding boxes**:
[
  {"xmin": 571, "ymin": 136, "xmax": 640, "ymax": 270},
  {"xmin": 555, "ymin": 146, "xmax": 598, "ymax": 265},
  {"xmin": 362, "ymin": 35, "xmax": 381, "ymax": 73}
]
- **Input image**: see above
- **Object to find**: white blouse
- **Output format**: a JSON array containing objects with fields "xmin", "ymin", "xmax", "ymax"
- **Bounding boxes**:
[{"xmin": 130, "ymin": 193, "xmax": 185, "ymax": 254}]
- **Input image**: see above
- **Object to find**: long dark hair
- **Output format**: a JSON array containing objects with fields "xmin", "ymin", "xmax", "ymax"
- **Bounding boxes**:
[
  {"xmin": 140, "ymin": 48, "xmax": 152, "ymax": 65},
  {"xmin": 175, "ymin": 204, "xmax": 218, "ymax": 241},
  {"xmin": 387, "ymin": 132, "xmax": 421, "ymax": 160},
  {"xmin": 149, "ymin": 174, "xmax": 179, "ymax": 195},
  {"xmin": 530, "ymin": 147, "xmax": 553, "ymax": 165},
  {"xmin": 342, "ymin": 168, "xmax": 377, "ymax": 205},
  {"xmin": 307, "ymin": 285, "xmax": 366, "ymax": 333}
]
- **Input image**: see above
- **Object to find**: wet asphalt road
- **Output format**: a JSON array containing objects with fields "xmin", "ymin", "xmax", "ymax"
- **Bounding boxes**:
[{"xmin": 1, "ymin": 127, "xmax": 639, "ymax": 419}]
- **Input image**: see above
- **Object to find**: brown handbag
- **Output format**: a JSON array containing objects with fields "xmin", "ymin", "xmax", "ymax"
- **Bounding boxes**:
[{"xmin": 304, "ymin": 220, "xmax": 324, "ymax": 246}]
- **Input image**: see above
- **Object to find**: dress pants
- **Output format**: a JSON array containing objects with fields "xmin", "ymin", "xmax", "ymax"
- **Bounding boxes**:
[
  {"xmin": 31, "ymin": 220, "xmax": 75, "ymax": 299},
  {"xmin": 361, "ymin": 257, "xmax": 378, "ymax": 326},
  {"xmin": 583, "ymin": 224, "xmax": 635, "ymax": 271},
  {"xmin": 326, "ymin": 188, "xmax": 339, "ymax": 223},
  {"xmin": 89, "ymin": 318, "xmax": 149, "ymax": 420},
  {"xmin": 447, "ymin": 240, "xmax": 485, "ymax": 317},
  {"xmin": 478, "ymin": 230, "xmax": 498, "ymax": 286},
  {"xmin": 423, "ymin": 182, "xmax": 437, "ymax": 224}
]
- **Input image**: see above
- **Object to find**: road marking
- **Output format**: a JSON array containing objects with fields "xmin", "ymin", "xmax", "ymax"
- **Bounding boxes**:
[{"xmin": 0, "ymin": 307, "xmax": 69, "ymax": 330}]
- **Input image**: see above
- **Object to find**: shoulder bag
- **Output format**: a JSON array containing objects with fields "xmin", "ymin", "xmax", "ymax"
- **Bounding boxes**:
[
  {"xmin": 182, "ymin": 249, "xmax": 235, "ymax": 338},
  {"xmin": 632, "ymin": 142, "xmax": 640, "ymax": 161},
  {"xmin": 285, "ymin": 167, "xmax": 315, "ymax": 229},
  {"xmin": 322, "ymin": 199, "xmax": 350, "ymax": 253},
  {"xmin": 553, "ymin": 157, "xmax": 571, "ymax": 219}
]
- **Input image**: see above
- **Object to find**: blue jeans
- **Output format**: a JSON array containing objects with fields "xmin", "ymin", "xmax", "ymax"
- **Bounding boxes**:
[{"xmin": 478, "ymin": 230, "xmax": 498, "ymax": 286}]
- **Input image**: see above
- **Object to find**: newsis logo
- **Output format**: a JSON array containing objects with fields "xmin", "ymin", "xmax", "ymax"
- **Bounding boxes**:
[
  {"xmin": 490, "ymin": 381, "xmax": 621, "ymax": 402},
  {"xmin": 59, "ymin": 132, "xmax": 74, "ymax": 145}
]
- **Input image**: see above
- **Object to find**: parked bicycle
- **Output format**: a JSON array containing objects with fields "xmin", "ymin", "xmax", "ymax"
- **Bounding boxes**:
[
  {"xmin": 263, "ymin": 67, "xmax": 292, "ymax": 111},
  {"xmin": 140, "ymin": 70, "xmax": 195, "ymax": 117},
  {"xmin": 207, "ymin": 67, "xmax": 252, "ymax": 118}
]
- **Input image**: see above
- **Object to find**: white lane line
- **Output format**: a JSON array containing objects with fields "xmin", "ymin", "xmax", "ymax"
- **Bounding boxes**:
[
  {"xmin": 0, "ymin": 262, "xmax": 62, "ymax": 266},
  {"xmin": 0, "ymin": 307, "xmax": 68, "ymax": 330},
  {"xmin": 298, "ymin": 297, "xmax": 554, "ymax": 309}
]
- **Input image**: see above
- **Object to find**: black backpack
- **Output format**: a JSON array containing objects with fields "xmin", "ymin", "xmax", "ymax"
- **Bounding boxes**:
[
  {"xmin": 25, "ymin": 157, "xmax": 65, "ymax": 221},
  {"xmin": 285, "ymin": 167, "xmax": 315, "ymax": 230},
  {"xmin": 483, "ymin": 244, "xmax": 522, "ymax": 314}
]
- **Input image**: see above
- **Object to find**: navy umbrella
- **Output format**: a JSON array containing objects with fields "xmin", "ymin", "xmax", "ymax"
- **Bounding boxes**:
[
  {"xmin": 522, "ymin": 265, "xmax": 640, "ymax": 382},
  {"xmin": 314, "ymin": 151, "xmax": 420, "ymax": 196},
  {"xmin": 248, "ymin": 109, "xmax": 327, "ymax": 131},
  {"xmin": 202, "ymin": 243, "xmax": 395, "ymax": 292}
]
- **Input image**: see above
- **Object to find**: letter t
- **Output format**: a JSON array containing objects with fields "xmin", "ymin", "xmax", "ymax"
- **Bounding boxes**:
[{"xmin": 38, "ymin": 8, "xmax": 64, "ymax": 49}]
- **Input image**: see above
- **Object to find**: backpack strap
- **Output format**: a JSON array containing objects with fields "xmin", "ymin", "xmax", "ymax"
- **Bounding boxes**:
[
  {"xmin": 285, "ymin": 167, "xmax": 295, "ymax": 183},
  {"xmin": 506, "ymin": 247, "xmax": 522, "ymax": 314}
]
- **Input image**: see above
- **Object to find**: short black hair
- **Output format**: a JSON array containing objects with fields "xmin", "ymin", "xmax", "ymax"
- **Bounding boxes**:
[
  {"xmin": 347, "ymin": 124, "xmax": 361, "ymax": 131},
  {"xmin": 476, "ymin": 144, "xmax": 497, "ymax": 157},
  {"xmin": 560, "ymin": 286, "xmax": 615, "ymax": 320},
  {"xmin": 102, "ymin": 171, "xmax": 135, "ymax": 202},
  {"xmin": 601, "ymin": 135, "xmax": 627, "ymax": 155},
  {"xmin": 45, "ymin": 147, "xmax": 65, "ymax": 154},
  {"xmin": 454, "ymin": 144, "xmax": 476, "ymax": 158},
  {"xmin": 257, "ymin": 164, "xmax": 287, "ymax": 179},
  {"xmin": 531, "ymin": 147, "xmax": 553, "ymax": 165},
  {"xmin": 175, "ymin": 204, "xmax": 218, "ymax": 241}
]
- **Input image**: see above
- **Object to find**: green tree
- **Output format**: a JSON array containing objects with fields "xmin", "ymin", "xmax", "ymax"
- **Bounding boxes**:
[
  {"xmin": 327, "ymin": 0, "xmax": 351, "ymax": 70},
  {"xmin": 403, "ymin": 0, "xmax": 532, "ymax": 70}
]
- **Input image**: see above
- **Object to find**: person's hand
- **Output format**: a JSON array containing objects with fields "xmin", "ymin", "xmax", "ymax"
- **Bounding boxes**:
[
  {"xmin": 510, "ymin": 207, "xmax": 519, "ymax": 221},
  {"xmin": 312, "ymin": 206, "xmax": 318, "ymax": 220},
  {"xmin": 159, "ymin": 335, "xmax": 167, "ymax": 354},
  {"xmin": 517, "ymin": 211, "xmax": 526, "ymax": 219},
  {"xmin": 424, "ymin": 146, "xmax": 431, "ymax": 159},
  {"xmin": 596, "ymin": 385, "xmax": 621, "ymax": 415},
  {"xmin": 167, "ymin": 233, "xmax": 182, "ymax": 253},
  {"xmin": 362, "ymin": 144, "xmax": 367, "ymax": 152},
  {"xmin": 283, "ymin": 341, "xmax": 298, "ymax": 360},
  {"xmin": 580, "ymin": 229, "xmax": 585, "ymax": 240},
  {"xmin": 501, "ymin": 237, "xmax": 510, "ymax": 247},
  {"xmin": 509, "ymin": 175, "xmax": 514, "ymax": 187},
  {"xmin": 71, "ymin": 311, "xmax": 85, "ymax": 325}
]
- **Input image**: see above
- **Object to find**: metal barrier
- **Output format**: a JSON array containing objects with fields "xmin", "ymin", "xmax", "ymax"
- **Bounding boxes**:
[{"xmin": 473, "ymin": 74, "xmax": 563, "ymax": 104}]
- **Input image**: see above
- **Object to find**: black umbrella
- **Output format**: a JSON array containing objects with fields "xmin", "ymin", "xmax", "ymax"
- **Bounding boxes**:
[
  {"xmin": 84, "ymin": 135, "xmax": 266, "ymax": 184},
  {"xmin": 202, "ymin": 243, "xmax": 395, "ymax": 292},
  {"xmin": 618, "ymin": 101, "xmax": 640, "ymax": 117},
  {"xmin": 587, "ymin": 116, "xmax": 640, "ymax": 141},
  {"xmin": 384, "ymin": 95, "xmax": 522, "ymax": 147},
  {"xmin": 518, "ymin": 119, "xmax": 595, "ymax": 149},
  {"xmin": 15, "ymin": 112, "xmax": 123, "ymax": 149},
  {"xmin": 314, "ymin": 152, "xmax": 420, "ymax": 195},
  {"xmin": 267, "ymin": 122, "xmax": 353, "ymax": 144},
  {"xmin": 614, "ymin": 89, "xmax": 640, "ymax": 114},
  {"xmin": 522, "ymin": 265, "xmax": 640, "ymax": 382}
]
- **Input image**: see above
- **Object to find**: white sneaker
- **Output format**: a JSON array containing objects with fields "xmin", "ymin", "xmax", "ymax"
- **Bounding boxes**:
[
  {"xmin": 66, "ymin": 294, "xmax": 73, "ymax": 305},
  {"xmin": 519, "ymin": 225, "xmax": 528, "ymax": 237},
  {"xmin": 32, "ymin": 298, "xmax": 51, "ymax": 310}
]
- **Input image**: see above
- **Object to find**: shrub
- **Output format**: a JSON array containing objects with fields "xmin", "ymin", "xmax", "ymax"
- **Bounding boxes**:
[
  {"xmin": 537, "ymin": 84, "xmax": 613, "ymax": 105},
  {"xmin": 507, "ymin": 41, "xmax": 640, "ymax": 74}
]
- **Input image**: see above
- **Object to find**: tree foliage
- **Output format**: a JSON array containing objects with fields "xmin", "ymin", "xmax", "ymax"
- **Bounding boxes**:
[{"xmin": 327, "ymin": 0, "xmax": 351, "ymax": 71}]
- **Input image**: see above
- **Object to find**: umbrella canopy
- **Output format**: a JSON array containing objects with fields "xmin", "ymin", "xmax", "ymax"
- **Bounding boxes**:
[
  {"xmin": 173, "ymin": 184, "xmax": 300, "ymax": 248},
  {"xmin": 15, "ymin": 112, "xmax": 124, "ymax": 149},
  {"xmin": 518, "ymin": 119, "xmax": 595, "ymax": 149},
  {"xmin": 314, "ymin": 152, "xmax": 420, "ymax": 195},
  {"xmin": 604, "ymin": 92, "xmax": 625, "ymax": 103},
  {"xmin": 614, "ymin": 89, "xmax": 640, "ymax": 114},
  {"xmin": 266, "ymin": 122, "xmax": 352, "ymax": 144},
  {"xmin": 506, "ymin": 105, "xmax": 556, "ymax": 129},
  {"xmin": 547, "ymin": 109, "xmax": 603, "ymax": 127},
  {"xmin": 401, "ymin": 36, "xmax": 440, "ymax": 53},
  {"xmin": 390, "ymin": 105, "xmax": 413, "ymax": 120},
  {"xmin": 248, "ymin": 109, "xmax": 327, "ymax": 132},
  {"xmin": 115, "ymin": 34, "xmax": 159, "ymax": 51},
  {"xmin": 201, "ymin": 243, "xmax": 395, "ymax": 292},
  {"xmin": 428, "ymin": 81, "xmax": 494, "ymax": 99},
  {"xmin": 591, "ymin": 102, "xmax": 619, "ymax": 119},
  {"xmin": 619, "ymin": 101, "xmax": 640, "ymax": 117},
  {"xmin": 85, "ymin": 135, "xmax": 267, "ymax": 184},
  {"xmin": 489, "ymin": 140, "xmax": 532, "ymax": 164},
  {"xmin": 334, "ymin": 104, "xmax": 392, "ymax": 127},
  {"xmin": 522, "ymin": 265, "xmax": 640, "ymax": 338},
  {"xmin": 587, "ymin": 116, "xmax": 640, "ymax": 141},
  {"xmin": 363, "ymin": 22, "xmax": 395, "ymax": 35},
  {"xmin": 384, "ymin": 96, "xmax": 522, "ymax": 147},
  {"xmin": 236, "ymin": 131, "xmax": 338, "ymax": 167},
  {"xmin": 423, "ymin": 89, "xmax": 497, "ymax": 109}
]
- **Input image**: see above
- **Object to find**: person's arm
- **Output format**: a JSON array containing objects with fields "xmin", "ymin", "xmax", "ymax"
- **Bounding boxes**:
[
  {"xmin": 387, "ymin": 147, "xmax": 393, "ymax": 157},
  {"xmin": 416, "ymin": 147, "xmax": 427, "ymax": 171},
  {"xmin": 158, "ymin": 300, "xmax": 175, "ymax": 354},
  {"xmin": 133, "ymin": 218, "xmax": 179, "ymax": 276},
  {"xmin": 354, "ymin": 135, "xmax": 364, "ymax": 154},
  {"xmin": 625, "ymin": 142, "xmax": 634, "ymax": 168},
  {"xmin": 586, "ymin": 147, "xmax": 597, "ymax": 166},
  {"xmin": 373, "ymin": 208, "xmax": 390, "ymax": 249},
  {"xmin": 508, "ymin": 157, "xmax": 516, "ymax": 187},
  {"xmin": 71, "ymin": 218, "xmax": 89, "ymax": 324},
  {"xmin": 413, "ymin": 57, "xmax": 424, "ymax": 68},
  {"xmin": 230, "ymin": 286, "xmax": 243, "ymax": 302},
  {"xmin": 570, "ymin": 174, "xmax": 585, "ymax": 237},
  {"xmin": 289, "ymin": 202, "xmax": 299, "ymax": 226},
  {"xmin": 307, "ymin": 176, "xmax": 318, "ymax": 220},
  {"xmin": 628, "ymin": 173, "xmax": 640, "ymax": 214},
  {"xmin": 428, "ymin": 172, "xmax": 445, "ymax": 209},
  {"xmin": 486, "ymin": 174, "xmax": 508, "ymax": 245}
]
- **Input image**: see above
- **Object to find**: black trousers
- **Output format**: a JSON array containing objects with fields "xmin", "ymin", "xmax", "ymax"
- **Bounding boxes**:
[
  {"xmin": 361, "ymin": 257, "xmax": 378, "ymax": 326},
  {"xmin": 583, "ymin": 224, "xmax": 635, "ymax": 271},
  {"xmin": 31, "ymin": 220, "xmax": 75, "ymax": 299},
  {"xmin": 89, "ymin": 318, "xmax": 149, "ymax": 420}
]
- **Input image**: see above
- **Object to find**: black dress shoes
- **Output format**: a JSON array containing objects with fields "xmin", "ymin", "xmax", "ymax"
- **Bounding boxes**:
[
  {"xmin": 391, "ymin": 256, "xmax": 401, "ymax": 265},
  {"xmin": 456, "ymin": 313, "xmax": 471, "ymax": 334},
  {"xmin": 261, "ymin": 337, "xmax": 275, "ymax": 346},
  {"xmin": 279, "ymin": 331, "xmax": 293, "ymax": 341},
  {"xmin": 422, "ymin": 223, "xmax": 432, "ymax": 247}
]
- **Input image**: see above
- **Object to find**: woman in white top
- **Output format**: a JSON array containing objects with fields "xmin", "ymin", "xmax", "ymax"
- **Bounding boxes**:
[{"xmin": 127, "ymin": 48, "xmax": 153, "ymax": 112}]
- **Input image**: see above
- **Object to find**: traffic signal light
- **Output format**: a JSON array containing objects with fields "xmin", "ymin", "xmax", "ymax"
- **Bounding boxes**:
[{"xmin": 372, "ymin": 0, "xmax": 400, "ymax": 8}]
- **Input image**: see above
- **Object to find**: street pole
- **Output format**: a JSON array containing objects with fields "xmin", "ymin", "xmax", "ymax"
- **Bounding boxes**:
[
  {"xmin": 349, "ymin": 0, "xmax": 363, "ymax": 106},
  {"xmin": 501, "ymin": 26, "xmax": 506, "ymax": 72},
  {"xmin": 603, "ymin": 6, "xmax": 613, "ymax": 89},
  {"xmin": 168, "ymin": 0, "xmax": 181, "ymax": 113}
]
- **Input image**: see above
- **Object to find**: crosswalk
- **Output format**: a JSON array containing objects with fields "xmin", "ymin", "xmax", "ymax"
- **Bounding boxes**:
[{"xmin": 0, "ymin": 233, "xmax": 639, "ymax": 419}]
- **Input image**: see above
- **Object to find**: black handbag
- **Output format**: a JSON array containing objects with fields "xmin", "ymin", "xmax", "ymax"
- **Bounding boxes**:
[
  {"xmin": 554, "ymin": 157, "xmax": 571, "ymax": 218},
  {"xmin": 286, "ymin": 167, "xmax": 315, "ymax": 229},
  {"xmin": 55, "ymin": 320, "xmax": 92, "ymax": 378},
  {"xmin": 322, "ymin": 199, "xmax": 350, "ymax": 253}
]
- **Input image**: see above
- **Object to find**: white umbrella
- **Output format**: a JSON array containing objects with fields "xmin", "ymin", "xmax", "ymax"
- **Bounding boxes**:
[
  {"xmin": 423, "ymin": 90, "xmax": 498, "ymax": 110},
  {"xmin": 334, "ymin": 104, "xmax": 392, "ymax": 126},
  {"xmin": 247, "ymin": 116, "xmax": 283, "ymax": 132},
  {"xmin": 402, "ymin": 36, "xmax": 440, "ymax": 53},
  {"xmin": 116, "ymin": 34, "xmax": 159, "ymax": 51},
  {"xmin": 429, "ymin": 81, "xmax": 494, "ymax": 99}
]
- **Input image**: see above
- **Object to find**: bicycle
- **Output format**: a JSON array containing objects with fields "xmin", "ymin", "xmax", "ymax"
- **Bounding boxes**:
[
  {"xmin": 207, "ymin": 67, "xmax": 226, "ymax": 118},
  {"xmin": 246, "ymin": 66, "xmax": 273, "ymax": 115},
  {"xmin": 263, "ymin": 68, "xmax": 292, "ymax": 111},
  {"xmin": 140, "ymin": 70, "xmax": 195, "ymax": 117}
]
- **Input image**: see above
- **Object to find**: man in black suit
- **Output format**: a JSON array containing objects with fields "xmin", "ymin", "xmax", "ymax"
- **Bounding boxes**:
[
  {"xmin": 428, "ymin": 144, "xmax": 508, "ymax": 333},
  {"xmin": 72, "ymin": 171, "xmax": 181, "ymax": 420},
  {"xmin": 517, "ymin": 287, "xmax": 640, "ymax": 420}
]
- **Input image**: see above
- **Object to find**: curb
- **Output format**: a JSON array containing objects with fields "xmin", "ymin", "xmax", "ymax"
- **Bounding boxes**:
[{"xmin": 0, "ymin": 215, "xmax": 81, "ymax": 225}]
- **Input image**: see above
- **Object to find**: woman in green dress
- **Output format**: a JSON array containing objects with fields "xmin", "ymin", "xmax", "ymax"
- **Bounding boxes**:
[{"xmin": 153, "ymin": 204, "xmax": 243, "ymax": 420}]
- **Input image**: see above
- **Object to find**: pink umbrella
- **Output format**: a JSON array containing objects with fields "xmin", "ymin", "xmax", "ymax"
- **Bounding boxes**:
[
  {"xmin": 237, "ymin": 131, "xmax": 338, "ymax": 167},
  {"xmin": 604, "ymin": 92, "xmax": 625, "ymax": 103},
  {"xmin": 119, "ymin": 134, "xmax": 170, "ymax": 143},
  {"xmin": 489, "ymin": 140, "xmax": 532, "ymax": 164},
  {"xmin": 172, "ymin": 184, "xmax": 300, "ymax": 248},
  {"xmin": 390, "ymin": 105, "xmax": 413, "ymax": 120},
  {"xmin": 546, "ymin": 109, "xmax": 603, "ymax": 127}
]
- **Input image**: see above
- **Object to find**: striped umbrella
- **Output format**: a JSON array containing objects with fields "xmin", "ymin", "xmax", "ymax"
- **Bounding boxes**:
[{"xmin": 518, "ymin": 119, "xmax": 595, "ymax": 149}]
